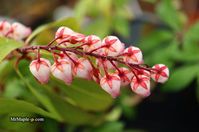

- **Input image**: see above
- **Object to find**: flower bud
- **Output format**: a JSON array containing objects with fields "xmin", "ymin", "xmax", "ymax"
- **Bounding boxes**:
[
  {"xmin": 55, "ymin": 26, "xmax": 74, "ymax": 43},
  {"xmin": 29, "ymin": 58, "xmax": 51, "ymax": 84},
  {"xmin": 51, "ymin": 59, "xmax": 73, "ymax": 85},
  {"xmin": 59, "ymin": 51, "xmax": 78, "ymax": 64},
  {"xmin": 151, "ymin": 64, "xmax": 169, "ymax": 83},
  {"xmin": 101, "ymin": 36, "xmax": 124, "ymax": 56},
  {"xmin": 82, "ymin": 35, "xmax": 102, "ymax": 53},
  {"xmin": 131, "ymin": 75, "xmax": 150, "ymax": 97},
  {"xmin": 100, "ymin": 73, "xmax": 121, "ymax": 98},
  {"xmin": 96, "ymin": 59, "xmax": 118, "ymax": 70},
  {"xmin": 115, "ymin": 67, "xmax": 134, "ymax": 86},
  {"xmin": 70, "ymin": 32, "xmax": 85, "ymax": 44},
  {"xmin": 73, "ymin": 58, "xmax": 93, "ymax": 79},
  {"xmin": 0, "ymin": 21, "xmax": 11, "ymax": 36},
  {"xmin": 122, "ymin": 46, "xmax": 143, "ymax": 64},
  {"xmin": 10, "ymin": 22, "xmax": 31, "ymax": 40}
]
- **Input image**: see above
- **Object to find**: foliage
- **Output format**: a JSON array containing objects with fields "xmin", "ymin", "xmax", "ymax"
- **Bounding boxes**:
[{"xmin": 139, "ymin": 0, "xmax": 199, "ymax": 95}]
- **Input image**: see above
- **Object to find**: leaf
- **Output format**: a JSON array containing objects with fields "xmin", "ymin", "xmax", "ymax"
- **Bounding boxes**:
[
  {"xmin": 51, "ymin": 78, "xmax": 113, "ymax": 112},
  {"xmin": 162, "ymin": 65, "xmax": 198, "ymax": 92},
  {"xmin": 83, "ymin": 18, "xmax": 111, "ymax": 38},
  {"xmin": 16, "ymin": 69, "xmax": 62, "ymax": 122},
  {"xmin": 139, "ymin": 30, "xmax": 173, "ymax": 53},
  {"xmin": 156, "ymin": 0, "xmax": 183, "ymax": 31},
  {"xmin": 26, "ymin": 17, "xmax": 79, "ymax": 43},
  {"xmin": 17, "ymin": 64, "xmax": 103, "ymax": 125},
  {"xmin": 0, "ymin": 98, "xmax": 54, "ymax": 118},
  {"xmin": 0, "ymin": 37, "xmax": 23, "ymax": 62},
  {"xmin": 113, "ymin": 15, "xmax": 130, "ymax": 37},
  {"xmin": 92, "ymin": 121, "xmax": 124, "ymax": 132}
]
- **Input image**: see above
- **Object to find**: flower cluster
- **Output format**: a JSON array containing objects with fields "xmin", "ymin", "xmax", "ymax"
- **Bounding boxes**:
[
  {"xmin": 26, "ymin": 26, "xmax": 170, "ymax": 98},
  {"xmin": 0, "ymin": 22, "xmax": 168, "ymax": 98},
  {"xmin": 0, "ymin": 20, "xmax": 31, "ymax": 40}
]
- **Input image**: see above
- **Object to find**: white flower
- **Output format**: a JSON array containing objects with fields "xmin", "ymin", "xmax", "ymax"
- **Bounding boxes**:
[
  {"xmin": 122, "ymin": 46, "xmax": 143, "ymax": 64},
  {"xmin": 151, "ymin": 64, "xmax": 169, "ymax": 83},
  {"xmin": 29, "ymin": 58, "xmax": 51, "ymax": 84},
  {"xmin": 51, "ymin": 59, "xmax": 73, "ymax": 85},
  {"xmin": 100, "ymin": 73, "xmax": 121, "ymax": 98}
]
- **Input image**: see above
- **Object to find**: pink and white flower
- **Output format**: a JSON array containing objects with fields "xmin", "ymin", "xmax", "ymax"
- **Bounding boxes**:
[
  {"xmin": 69, "ymin": 32, "xmax": 85, "ymax": 44},
  {"xmin": 130, "ymin": 75, "xmax": 150, "ymax": 97},
  {"xmin": 122, "ymin": 46, "xmax": 143, "ymax": 64},
  {"xmin": 101, "ymin": 36, "xmax": 124, "ymax": 56},
  {"xmin": 96, "ymin": 59, "xmax": 118, "ymax": 70},
  {"xmin": 151, "ymin": 64, "xmax": 169, "ymax": 83},
  {"xmin": 51, "ymin": 59, "xmax": 73, "ymax": 85},
  {"xmin": 29, "ymin": 58, "xmax": 51, "ymax": 84},
  {"xmin": 59, "ymin": 51, "xmax": 78, "ymax": 64},
  {"xmin": 55, "ymin": 26, "xmax": 74, "ymax": 44},
  {"xmin": 73, "ymin": 58, "xmax": 93, "ymax": 79},
  {"xmin": 0, "ymin": 21, "xmax": 11, "ymax": 36},
  {"xmin": 9, "ymin": 22, "xmax": 31, "ymax": 40},
  {"xmin": 100, "ymin": 73, "xmax": 121, "ymax": 98},
  {"xmin": 115, "ymin": 67, "xmax": 134, "ymax": 86},
  {"xmin": 82, "ymin": 35, "xmax": 102, "ymax": 53}
]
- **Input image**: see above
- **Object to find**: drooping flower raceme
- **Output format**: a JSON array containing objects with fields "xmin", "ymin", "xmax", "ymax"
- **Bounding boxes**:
[{"xmin": 1, "ymin": 21, "xmax": 169, "ymax": 99}]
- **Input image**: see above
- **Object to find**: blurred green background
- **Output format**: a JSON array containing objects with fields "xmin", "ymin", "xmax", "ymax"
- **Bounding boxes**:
[{"xmin": 0, "ymin": 0, "xmax": 198, "ymax": 132}]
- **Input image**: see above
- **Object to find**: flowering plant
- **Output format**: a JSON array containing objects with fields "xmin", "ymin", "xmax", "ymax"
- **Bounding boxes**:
[{"xmin": 1, "ymin": 20, "xmax": 169, "ymax": 98}]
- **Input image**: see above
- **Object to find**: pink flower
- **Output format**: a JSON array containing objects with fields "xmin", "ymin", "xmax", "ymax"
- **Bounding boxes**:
[
  {"xmin": 151, "ymin": 64, "xmax": 169, "ymax": 83},
  {"xmin": 29, "ymin": 58, "xmax": 51, "ymax": 84},
  {"xmin": 55, "ymin": 26, "xmax": 74, "ymax": 44},
  {"xmin": 51, "ymin": 59, "xmax": 73, "ymax": 85},
  {"xmin": 69, "ymin": 32, "xmax": 85, "ymax": 44},
  {"xmin": 0, "ymin": 21, "xmax": 11, "ymax": 36},
  {"xmin": 9, "ymin": 22, "xmax": 31, "ymax": 40},
  {"xmin": 100, "ymin": 73, "xmax": 121, "ymax": 98},
  {"xmin": 82, "ymin": 35, "xmax": 102, "ymax": 53},
  {"xmin": 130, "ymin": 75, "xmax": 150, "ymax": 97},
  {"xmin": 115, "ymin": 67, "xmax": 134, "ymax": 86},
  {"xmin": 96, "ymin": 58, "xmax": 118, "ymax": 70},
  {"xmin": 101, "ymin": 36, "xmax": 124, "ymax": 56},
  {"xmin": 59, "ymin": 51, "xmax": 78, "ymax": 64},
  {"xmin": 122, "ymin": 46, "xmax": 143, "ymax": 64},
  {"xmin": 134, "ymin": 69, "xmax": 150, "ymax": 78},
  {"xmin": 73, "ymin": 58, "xmax": 93, "ymax": 79}
]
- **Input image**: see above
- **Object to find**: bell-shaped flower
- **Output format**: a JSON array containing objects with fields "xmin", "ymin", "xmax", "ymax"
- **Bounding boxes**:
[
  {"xmin": 55, "ymin": 26, "xmax": 74, "ymax": 44},
  {"xmin": 100, "ymin": 73, "xmax": 121, "ymax": 98},
  {"xmin": 101, "ymin": 36, "xmax": 124, "ymax": 56},
  {"xmin": 51, "ymin": 59, "xmax": 73, "ymax": 85},
  {"xmin": 122, "ymin": 46, "xmax": 143, "ymax": 64},
  {"xmin": 82, "ymin": 35, "xmax": 102, "ymax": 53},
  {"xmin": 96, "ymin": 58, "xmax": 118, "ymax": 70},
  {"xmin": 115, "ymin": 67, "xmax": 134, "ymax": 86},
  {"xmin": 0, "ymin": 21, "xmax": 11, "ymax": 36},
  {"xmin": 29, "ymin": 58, "xmax": 51, "ymax": 84},
  {"xmin": 10, "ymin": 22, "xmax": 31, "ymax": 40},
  {"xmin": 131, "ymin": 75, "xmax": 150, "ymax": 97},
  {"xmin": 151, "ymin": 64, "xmax": 169, "ymax": 83},
  {"xmin": 73, "ymin": 58, "xmax": 93, "ymax": 79}
]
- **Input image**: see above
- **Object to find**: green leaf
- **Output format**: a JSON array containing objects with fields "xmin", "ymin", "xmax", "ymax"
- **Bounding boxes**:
[
  {"xmin": 156, "ymin": 0, "xmax": 183, "ymax": 31},
  {"xmin": 16, "ymin": 65, "xmax": 103, "ymax": 125},
  {"xmin": 162, "ymin": 65, "xmax": 198, "ymax": 92},
  {"xmin": 0, "ymin": 98, "xmax": 54, "ymax": 118},
  {"xmin": 51, "ymin": 78, "xmax": 113, "ymax": 112},
  {"xmin": 16, "ymin": 69, "xmax": 62, "ymax": 121},
  {"xmin": 0, "ymin": 37, "xmax": 23, "ymax": 62},
  {"xmin": 83, "ymin": 18, "xmax": 111, "ymax": 38},
  {"xmin": 26, "ymin": 17, "xmax": 79, "ymax": 43},
  {"xmin": 139, "ymin": 30, "xmax": 173, "ymax": 53},
  {"xmin": 113, "ymin": 15, "xmax": 130, "ymax": 37},
  {"xmin": 92, "ymin": 121, "xmax": 124, "ymax": 132}
]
